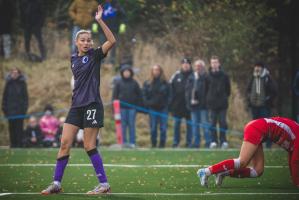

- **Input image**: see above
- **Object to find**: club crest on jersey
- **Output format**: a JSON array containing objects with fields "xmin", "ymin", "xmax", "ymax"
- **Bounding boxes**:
[{"xmin": 82, "ymin": 56, "xmax": 89, "ymax": 64}]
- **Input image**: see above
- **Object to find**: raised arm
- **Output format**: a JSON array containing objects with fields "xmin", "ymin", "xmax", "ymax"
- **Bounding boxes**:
[{"xmin": 95, "ymin": 5, "xmax": 116, "ymax": 55}]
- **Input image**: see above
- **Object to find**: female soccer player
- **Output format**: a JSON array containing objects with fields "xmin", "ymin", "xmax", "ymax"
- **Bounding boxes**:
[
  {"xmin": 197, "ymin": 117, "xmax": 299, "ymax": 188},
  {"xmin": 41, "ymin": 5, "xmax": 116, "ymax": 195}
]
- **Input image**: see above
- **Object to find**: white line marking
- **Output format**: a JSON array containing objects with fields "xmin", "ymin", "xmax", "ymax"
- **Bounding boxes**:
[
  {"xmin": 0, "ymin": 192, "xmax": 298, "ymax": 196},
  {"xmin": 0, "ymin": 163, "xmax": 288, "ymax": 168},
  {"xmin": 0, "ymin": 193, "xmax": 11, "ymax": 196}
]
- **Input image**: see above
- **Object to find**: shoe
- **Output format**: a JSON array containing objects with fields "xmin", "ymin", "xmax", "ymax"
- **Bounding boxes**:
[
  {"xmin": 197, "ymin": 168, "xmax": 209, "ymax": 187},
  {"xmin": 221, "ymin": 142, "xmax": 228, "ymax": 149},
  {"xmin": 209, "ymin": 142, "xmax": 217, "ymax": 149},
  {"xmin": 215, "ymin": 172, "xmax": 225, "ymax": 186},
  {"xmin": 86, "ymin": 184, "xmax": 111, "ymax": 195},
  {"xmin": 41, "ymin": 183, "xmax": 62, "ymax": 195}
]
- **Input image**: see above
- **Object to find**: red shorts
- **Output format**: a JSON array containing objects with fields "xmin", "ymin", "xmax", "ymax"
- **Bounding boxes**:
[
  {"xmin": 289, "ymin": 138, "xmax": 299, "ymax": 187},
  {"xmin": 243, "ymin": 120, "xmax": 267, "ymax": 145}
]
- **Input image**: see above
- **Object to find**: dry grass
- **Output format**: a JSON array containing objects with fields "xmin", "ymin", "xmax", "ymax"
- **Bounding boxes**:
[{"xmin": 0, "ymin": 30, "xmax": 248, "ymax": 147}]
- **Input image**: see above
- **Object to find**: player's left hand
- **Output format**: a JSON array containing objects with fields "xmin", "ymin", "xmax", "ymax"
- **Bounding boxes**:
[{"xmin": 95, "ymin": 5, "xmax": 103, "ymax": 21}]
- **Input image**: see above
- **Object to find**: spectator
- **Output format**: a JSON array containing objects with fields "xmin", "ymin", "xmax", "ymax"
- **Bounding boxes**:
[
  {"xmin": 185, "ymin": 59, "xmax": 211, "ymax": 148},
  {"xmin": 206, "ymin": 56, "xmax": 231, "ymax": 149},
  {"xmin": 39, "ymin": 105, "xmax": 60, "ymax": 147},
  {"xmin": 68, "ymin": 0, "xmax": 98, "ymax": 53},
  {"xmin": 112, "ymin": 64, "xmax": 142, "ymax": 148},
  {"xmin": 294, "ymin": 70, "xmax": 299, "ymax": 122},
  {"xmin": 0, "ymin": 0, "xmax": 14, "ymax": 59},
  {"xmin": 169, "ymin": 58, "xmax": 193, "ymax": 148},
  {"xmin": 19, "ymin": 0, "xmax": 46, "ymax": 62},
  {"xmin": 98, "ymin": 0, "xmax": 126, "ymax": 64},
  {"xmin": 142, "ymin": 65, "xmax": 171, "ymax": 148},
  {"xmin": 247, "ymin": 62, "xmax": 277, "ymax": 148},
  {"xmin": 2, "ymin": 67, "xmax": 28, "ymax": 148},
  {"xmin": 23, "ymin": 116, "xmax": 43, "ymax": 147}
]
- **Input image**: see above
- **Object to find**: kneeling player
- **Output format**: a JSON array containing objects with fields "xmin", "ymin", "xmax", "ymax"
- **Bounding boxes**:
[{"xmin": 197, "ymin": 117, "xmax": 299, "ymax": 188}]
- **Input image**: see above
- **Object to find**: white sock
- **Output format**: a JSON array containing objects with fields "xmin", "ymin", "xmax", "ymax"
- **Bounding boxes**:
[
  {"xmin": 53, "ymin": 181, "xmax": 61, "ymax": 187},
  {"xmin": 205, "ymin": 168, "xmax": 211, "ymax": 176},
  {"xmin": 233, "ymin": 158, "xmax": 240, "ymax": 169},
  {"xmin": 249, "ymin": 168, "xmax": 258, "ymax": 178}
]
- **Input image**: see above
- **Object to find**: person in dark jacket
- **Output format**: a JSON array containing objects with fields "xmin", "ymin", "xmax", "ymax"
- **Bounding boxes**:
[
  {"xmin": 294, "ymin": 71, "xmax": 299, "ymax": 122},
  {"xmin": 185, "ymin": 59, "xmax": 211, "ymax": 148},
  {"xmin": 169, "ymin": 58, "xmax": 193, "ymax": 148},
  {"xmin": 143, "ymin": 64, "xmax": 170, "ymax": 148},
  {"xmin": 2, "ymin": 67, "xmax": 29, "ymax": 147},
  {"xmin": 0, "ymin": 0, "xmax": 14, "ymax": 59},
  {"xmin": 247, "ymin": 62, "xmax": 277, "ymax": 148},
  {"xmin": 19, "ymin": 0, "xmax": 46, "ymax": 61},
  {"xmin": 112, "ymin": 64, "xmax": 142, "ymax": 148},
  {"xmin": 23, "ymin": 116, "xmax": 43, "ymax": 147},
  {"xmin": 206, "ymin": 56, "xmax": 231, "ymax": 149}
]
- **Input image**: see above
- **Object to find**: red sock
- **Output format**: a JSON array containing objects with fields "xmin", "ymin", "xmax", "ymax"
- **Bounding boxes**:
[
  {"xmin": 229, "ymin": 168, "xmax": 251, "ymax": 178},
  {"xmin": 209, "ymin": 159, "xmax": 235, "ymax": 174}
]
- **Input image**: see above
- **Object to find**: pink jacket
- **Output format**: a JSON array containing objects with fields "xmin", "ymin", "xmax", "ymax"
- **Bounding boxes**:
[{"xmin": 39, "ymin": 115, "xmax": 60, "ymax": 141}]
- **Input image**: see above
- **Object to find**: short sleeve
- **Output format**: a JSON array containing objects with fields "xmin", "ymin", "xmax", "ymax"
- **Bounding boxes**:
[{"xmin": 94, "ymin": 47, "xmax": 107, "ymax": 62}]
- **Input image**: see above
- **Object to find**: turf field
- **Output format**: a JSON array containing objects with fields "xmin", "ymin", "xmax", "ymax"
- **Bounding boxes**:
[{"xmin": 0, "ymin": 148, "xmax": 298, "ymax": 200}]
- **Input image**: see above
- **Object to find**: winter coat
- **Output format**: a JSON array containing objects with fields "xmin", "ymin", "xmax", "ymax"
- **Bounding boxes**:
[
  {"xmin": 206, "ymin": 69, "xmax": 231, "ymax": 110},
  {"xmin": 102, "ymin": 0, "xmax": 126, "ymax": 33},
  {"xmin": 2, "ymin": 74, "xmax": 28, "ymax": 117},
  {"xmin": 19, "ymin": 0, "xmax": 45, "ymax": 29},
  {"xmin": 142, "ymin": 78, "xmax": 171, "ymax": 111},
  {"xmin": 24, "ymin": 125, "xmax": 43, "ymax": 142},
  {"xmin": 68, "ymin": 0, "xmax": 98, "ymax": 29},
  {"xmin": 39, "ymin": 115, "xmax": 60, "ymax": 141},
  {"xmin": 0, "ymin": 0, "xmax": 14, "ymax": 34},
  {"xmin": 169, "ymin": 70, "xmax": 192, "ymax": 117},
  {"xmin": 247, "ymin": 68, "xmax": 277, "ymax": 108},
  {"xmin": 112, "ymin": 67, "xmax": 142, "ymax": 109},
  {"xmin": 185, "ymin": 72, "xmax": 208, "ymax": 111}
]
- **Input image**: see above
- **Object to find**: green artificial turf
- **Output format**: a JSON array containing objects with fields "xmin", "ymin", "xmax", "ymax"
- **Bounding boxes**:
[{"xmin": 0, "ymin": 148, "xmax": 298, "ymax": 200}]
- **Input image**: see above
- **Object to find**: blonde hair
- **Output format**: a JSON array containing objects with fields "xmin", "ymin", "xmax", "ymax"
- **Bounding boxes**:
[
  {"xmin": 75, "ymin": 29, "xmax": 92, "ymax": 41},
  {"xmin": 149, "ymin": 64, "xmax": 167, "ymax": 83},
  {"xmin": 194, "ymin": 59, "xmax": 205, "ymax": 68}
]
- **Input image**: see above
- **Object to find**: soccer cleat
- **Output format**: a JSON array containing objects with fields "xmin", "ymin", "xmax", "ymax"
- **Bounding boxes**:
[
  {"xmin": 41, "ymin": 183, "xmax": 62, "ymax": 195},
  {"xmin": 86, "ymin": 184, "xmax": 111, "ymax": 195},
  {"xmin": 215, "ymin": 172, "xmax": 226, "ymax": 186},
  {"xmin": 197, "ymin": 168, "xmax": 209, "ymax": 187}
]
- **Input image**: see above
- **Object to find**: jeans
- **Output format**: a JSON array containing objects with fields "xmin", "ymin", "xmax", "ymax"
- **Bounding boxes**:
[
  {"xmin": 1, "ymin": 34, "xmax": 11, "ymax": 59},
  {"xmin": 71, "ymin": 25, "xmax": 81, "ymax": 53},
  {"xmin": 121, "ymin": 108, "xmax": 136, "ymax": 145},
  {"xmin": 209, "ymin": 109, "xmax": 228, "ymax": 145},
  {"xmin": 173, "ymin": 115, "xmax": 192, "ymax": 147},
  {"xmin": 190, "ymin": 108, "xmax": 211, "ymax": 148},
  {"xmin": 149, "ymin": 109, "xmax": 168, "ymax": 148},
  {"xmin": 251, "ymin": 106, "xmax": 272, "ymax": 148}
]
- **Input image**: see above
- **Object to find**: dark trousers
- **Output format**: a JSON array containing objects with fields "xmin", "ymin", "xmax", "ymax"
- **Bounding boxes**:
[
  {"xmin": 209, "ymin": 109, "xmax": 228, "ymax": 145},
  {"xmin": 8, "ymin": 119, "xmax": 24, "ymax": 148},
  {"xmin": 24, "ymin": 26, "xmax": 46, "ymax": 59},
  {"xmin": 251, "ymin": 106, "xmax": 272, "ymax": 148}
]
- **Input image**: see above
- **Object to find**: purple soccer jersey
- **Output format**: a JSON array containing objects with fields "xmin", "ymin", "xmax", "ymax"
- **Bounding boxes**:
[{"xmin": 71, "ymin": 48, "xmax": 106, "ymax": 108}]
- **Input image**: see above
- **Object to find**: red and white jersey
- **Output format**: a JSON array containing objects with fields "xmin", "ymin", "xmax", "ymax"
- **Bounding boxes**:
[{"xmin": 263, "ymin": 117, "xmax": 298, "ymax": 152}]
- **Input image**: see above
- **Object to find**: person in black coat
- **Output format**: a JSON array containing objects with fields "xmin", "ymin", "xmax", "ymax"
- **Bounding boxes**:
[
  {"xmin": 169, "ymin": 58, "xmax": 193, "ymax": 148},
  {"xmin": 246, "ymin": 62, "xmax": 277, "ymax": 148},
  {"xmin": 206, "ymin": 56, "xmax": 231, "ymax": 149},
  {"xmin": 185, "ymin": 59, "xmax": 211, "ymax": 148},
  {"xmin": 142, "ymin": 64, "xmax": 171, "ymax": 148},
  {"xmin": 23, "ymin": 116, "xmax": 43, "ymax": 147},
  {"xmin": 19, "ymin": 0, "xmax": 46, "ymax": 61},
  {"xmin": 112, "ymin": 64, "xmax": 142, "ymax": 147},
  {"xmin": 2, "ymin": 67, "xmax": 29, "ymax": 147}
]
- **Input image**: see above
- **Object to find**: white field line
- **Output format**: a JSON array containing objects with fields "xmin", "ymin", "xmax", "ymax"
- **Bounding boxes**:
[
  {"xmin": 0, "ymin": 163, "xmax": 288, "ymax": 168},
  {"xmin": 0, "ymin": 192, "xmax": 299, "ymax": 196}
]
